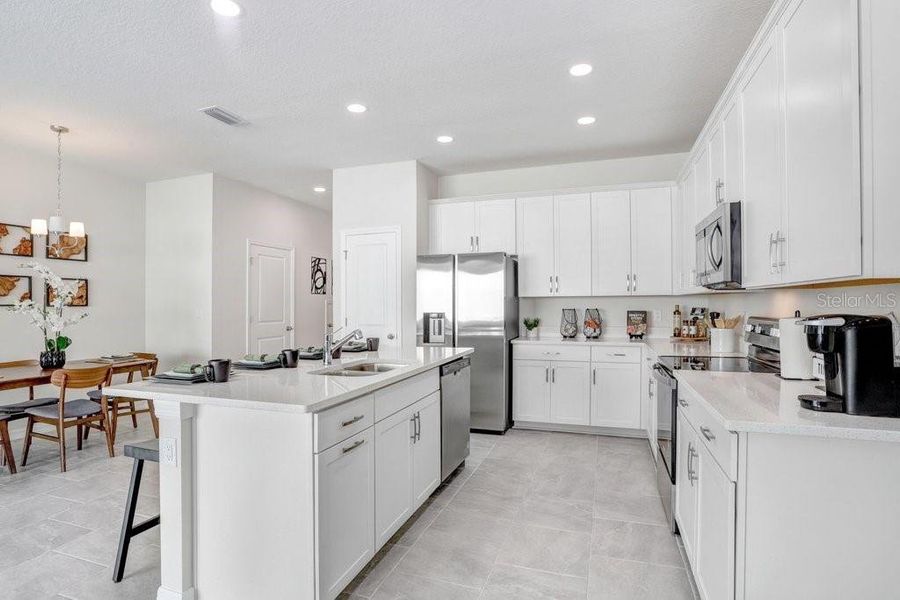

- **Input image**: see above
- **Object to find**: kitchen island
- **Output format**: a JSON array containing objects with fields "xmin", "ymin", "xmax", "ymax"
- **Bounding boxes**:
[{"xmin": 106, "ymin": 347, "xmax": 473, "ymax": 600}]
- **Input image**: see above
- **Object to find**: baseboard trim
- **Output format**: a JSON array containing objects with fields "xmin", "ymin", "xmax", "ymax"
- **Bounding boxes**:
[
  {"xmin": 512, "ymin": 421, "xmax": 648, "ymax": 438},
  {"xmin": 157, "ymin": 586, "xmax": 196, "ymax": 600}
]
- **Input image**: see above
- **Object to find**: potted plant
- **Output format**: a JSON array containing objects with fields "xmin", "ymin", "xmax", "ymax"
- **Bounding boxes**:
[
  {"xmin": 523, "ymin": 317, "xmax": 541, "ymax": 340},
  {"xmin": 9, "ymin": 262, "xmax": 88, "ymax": 369}
]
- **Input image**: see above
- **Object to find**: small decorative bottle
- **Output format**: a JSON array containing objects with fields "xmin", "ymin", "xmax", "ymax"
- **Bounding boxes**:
[{"xmin": 673, "ymin": 305, "xmax": 682, "ymax": 337}]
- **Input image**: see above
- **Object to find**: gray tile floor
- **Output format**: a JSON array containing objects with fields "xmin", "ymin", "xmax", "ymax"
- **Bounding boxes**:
[{"xmin": 0, "ymin": 426, "xmax": 697, "ymax": 600}]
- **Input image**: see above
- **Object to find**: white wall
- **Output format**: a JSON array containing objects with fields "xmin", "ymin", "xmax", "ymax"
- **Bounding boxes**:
[
  {"xmin": 331, "ymin": 160, "xmax": 434, "ymax": 351},
  {"xmin": 211, "ymin": 175, "xmax": 332, "ymax": 356},
  {"xmin": 437, "ymin": 152, "xmax": 688, "ymax": 198},
  {"xmin": 0, "ymin": 142, "xmax": 145, "ymax": 406},
  {"xmin": 145, "ymin": 174, "xmax": 214, "ymax": 367}
]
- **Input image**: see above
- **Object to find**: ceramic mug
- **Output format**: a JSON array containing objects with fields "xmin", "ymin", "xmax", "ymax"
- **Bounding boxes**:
[
  {"xmin": 279, "ymin": 348, "xmax": 299, "ymax": 368},
  {"xmin": 204, "ymin": 359, "xmax": 231, "ymax": 383}
]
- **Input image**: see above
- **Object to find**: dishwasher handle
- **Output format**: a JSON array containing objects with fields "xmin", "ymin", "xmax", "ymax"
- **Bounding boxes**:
[{"xmin": 440, "ymin": 357, "xmax": 471, "ymax": 377}]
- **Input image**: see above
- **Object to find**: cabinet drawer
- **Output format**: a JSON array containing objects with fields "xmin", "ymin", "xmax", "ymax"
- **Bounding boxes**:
[
  {"xmin": 590, "ymin": 345, "xmax": 642, "ymax": 364},
  {"xmin": 513, "ymin": 344, "xmax": 591, "ymax": 362},
  {"xmin": 374, "ymin": 370, "xmax": 439, "ymax": 421},
  {"xmin": 678, "ymin": 384, "xmax": 737, "ymax": 481},
  {"xmin": 314, "ymin": 394, "xmax": 374, "ymax": 453}
]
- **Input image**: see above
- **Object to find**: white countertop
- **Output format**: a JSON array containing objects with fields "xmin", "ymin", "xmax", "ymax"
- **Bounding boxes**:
[
  {"xmin": 106, "ymin": 347, "xmax": 473, "ymax": 414},
  {"xmin": 676, "ymin": 370, "xmax": 900, "ymax": 442},
  {"xmin": 511, "ymin": 336, "xmax": 745, "ymax": 358}
]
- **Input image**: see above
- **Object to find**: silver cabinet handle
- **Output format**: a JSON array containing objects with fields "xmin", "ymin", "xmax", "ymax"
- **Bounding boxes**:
[
  {"xmin": 475, "ymin": 235, "xmax": 480, "ymax": 251},
  {"xmin": 342, "ymin": 439, "xmax": 365, "ymax": 454},
  {"xmin": 609, "ymin": 353, "xmax": 626, "ymax": 357},
  {"xmin": 775, "ymin": 230, "xmax": 786, "ymax": 270},
  {"xmin": 715, "ymin": 178, "xmax": 725, "ymax": 204},
  {"xmin": 410, "ymin": 415, "xmax": 417, "ymax": 441},
  {"xmin": 700, "ymin": 426, "xmax": 716, "ymax": 442},
  {"xmin": 592, "ymin": 368, "xmax": 596, "ymax": 385},
  {"xmin": 551, "ymin": 368, "xmax": 556, "ymax": 383},
  {"xmin": 626, "ymin": 273, "xmax": 631, "ymax": 293},
  {"xmin": 678, "ymin": 397, "xmax": 688, "ymax": 407},
  {"xmin": 549, "ymin": 275, "xmax": 553, "ymax": 294},
  {"xmin": 632, "ymin": 273, "xmax": 637, "ymax": 293},
  {"xmin": 387, "ymin": 333, "xmax": 395, "ymax": 340},
  {"xmin": 545, "ymin": 367, "xmax": 549, "ymax": 383},
  {"xmin": 687, "ymin": 443, "xmax": 698, "ymax": 485},
  {"xmin": 648, "ymin": 379, "xmax": 654, "ymax": 398},
  {"xmin": 341, "ymin": 415, "xmax": 365, "ymax": 428},
  {"xmin": 414, "ymin": 412, "xmax": 421, "ymax": 442},
  {"xmin": 768, "ymin": 232, "xmax": 776, "ymax": 273},
  {"xmin": 554, "ymin": 275, "xmax": 559, "ymax": 293},
  {"xmin": 286, "ymin": 325, "xmax": 294, "ymax": 331},
  {"xmin": 470, "ymin": 236, "xmax": 474, "ymax": 252}
]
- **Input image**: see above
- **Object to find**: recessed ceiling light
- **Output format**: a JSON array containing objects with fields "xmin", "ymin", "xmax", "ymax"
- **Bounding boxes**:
[
  {"xmin": 313, "ymin": 187, "xmax": 327, "ymax": 193},
  {"xmin": 436, "ymin": 135, "xmax": 454, "ymax": 144},
  {"xmin": 577, "ymin": 116, "xmax": 596, "ymax": 126},
  {"xmin": 346, "ymin": 103, "xmax": 367, "ymax": 113},
  {"xmin": 210, "ymin": 0, "xmax": 241, "ymax": 17},
  {"xmin": 569, "ymin": 63, "xmax": 593, "ymax": 77}
]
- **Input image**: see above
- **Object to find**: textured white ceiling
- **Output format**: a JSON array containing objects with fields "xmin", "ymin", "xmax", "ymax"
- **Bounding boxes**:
[{"xmin": 0, "ymin": 0, "xmax": 773, "ymax": 209}]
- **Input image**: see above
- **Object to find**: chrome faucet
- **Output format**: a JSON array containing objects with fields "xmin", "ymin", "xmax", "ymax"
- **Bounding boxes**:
[{"xmin": 323, "ymin": 327, "xmax": 364, "ymax": 365}]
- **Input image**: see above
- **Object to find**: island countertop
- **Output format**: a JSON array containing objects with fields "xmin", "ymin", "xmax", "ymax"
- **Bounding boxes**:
[{"xmin": 105, "ymin": 347, "xmax": 473, "ymax": 414}]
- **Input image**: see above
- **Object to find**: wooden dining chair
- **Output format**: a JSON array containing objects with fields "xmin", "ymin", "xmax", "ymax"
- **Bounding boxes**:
[
  {"xmin": 21, "ymin": 365, "xmax": 115, "ymax": 472},
  {"xmin": 0, "ymin": 414, "xmax": 16, "ymax": 474},
  {"xmin": 86, "ymin": 352, "xmax": 160, "ymax": 442},
  {"xmin": 0, "ymin": 359, "xmax": 60, "ymax": 473}
]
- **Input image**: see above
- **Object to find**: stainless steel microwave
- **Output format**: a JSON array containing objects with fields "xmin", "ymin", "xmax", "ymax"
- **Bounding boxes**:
[{"xmin": 695, "ymin": 201, "xmax": 742, "ymax": 289}]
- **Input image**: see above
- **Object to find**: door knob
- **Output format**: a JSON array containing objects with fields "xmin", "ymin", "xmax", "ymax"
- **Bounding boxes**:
[
  {"xmin": 285, "ymin": 325, "xmax": 294, "ymax": 331},
  {"xmin": 387, "ymin": 333, "xmax": 395, "ymax": 340}
]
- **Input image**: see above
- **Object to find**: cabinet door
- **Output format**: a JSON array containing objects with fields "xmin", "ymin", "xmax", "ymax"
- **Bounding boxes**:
[
  {"xmin": 780, "ymin": 0, "xmax": 861, "ymax": 283},
  {"xmin": 513, "ymin": 360, "xmax": 551, "ymax": 422},
  {"xmin": 681, "ymin": 169, "xmax": 698, "ymax": 291},
  {"xmin": 475, "ymin": 198, "xmax": 516, "ymax": 253},
  {"xmin": 673, "ymin": 182, "xmax": 684, "ymax": 292},
  {"xmin": 315, "ymin": 428, "xmax": 375, "ymax": 600},
  {"xmin": 554, "ymin": 193, "xmax": 593, "ymax": 296},
  {"xmin": 722, "ymin": 97, "xmax": 745, "ymax": 203},
  {"xmin": 675, "ymin": 412, "xmax": 699, "ymax": 565},
  {"xmin": 631, "ymin": 187, "xmax": 673, "ymax": 296},
  {"xmin": 516, "ymin": 196, "xmax": 556, "ymax": 296},
  {"xmin": 591, "ymin": 190, "xmax": 632, "ymax": 296},
  {"xmin": 411, "ymin": 392, "xmax": 441, "ymax": 508},
  {"xmin": 590, "ymin": 362, "xmax": 641, "ymax": 429},
  {"xmin": 741, "ymin": 35, "xmax": 784, "ymax": 288},
  {"xmin": 693, "ymin": 146, "xmax": 713, "ymax": 221},
  {"xmin": 549, "ymin": 361, "xmax": 591, "ymax": 425},
  {"xmin": 434, "ymin": 202, "xmax": 476, "ymax": 254},
  {"xmin": 374, "ymin": 406, "xmax": 415, "ymax": 547},
  {"xmin": 694, "ymin": 442, "xmax": 736, "ymax": 600},
  {"xmin": 708, "ymin": 125, "xmax": 725, "ymax": 207}
]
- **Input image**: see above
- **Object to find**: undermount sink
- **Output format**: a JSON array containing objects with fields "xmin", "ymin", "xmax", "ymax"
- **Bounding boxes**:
[{"xmin": 315, "ymin": 362, "xmax": 406, "ymax": 377}]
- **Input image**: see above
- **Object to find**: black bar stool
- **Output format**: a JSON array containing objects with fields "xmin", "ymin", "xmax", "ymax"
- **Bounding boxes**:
[{"xmin": 114, "ymin": 439, "xmax": 160, "ymax": 582}]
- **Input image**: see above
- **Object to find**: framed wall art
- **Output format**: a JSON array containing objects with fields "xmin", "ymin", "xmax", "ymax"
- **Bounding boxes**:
[
  {"xmin": 0, "ymin": 274, "xmax": 32, "ymax": 306},
  {"xmin": 47, "ymin": 232, "xmax": 88, "ymax": 261},
  {"xmin": 46, "ymin": 278, "xmax": 89, "ymax": 307},
  {"xmin": 310, "ymin": 257, "xmax": 327, "ymax": 295},
  {"xmin": 0, "ymin": 223, "xmax": 34, "ymax": 257}
]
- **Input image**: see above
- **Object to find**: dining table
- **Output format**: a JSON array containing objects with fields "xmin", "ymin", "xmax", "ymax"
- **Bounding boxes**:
[{"xmin": 0, "ymin": 357, "xmax": 157, "ymax": 392}]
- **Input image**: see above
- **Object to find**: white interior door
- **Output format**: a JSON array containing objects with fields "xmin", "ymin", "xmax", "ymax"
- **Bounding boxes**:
[
  {"xmin": 341, "ymin": 228, "xmax": 400, "ymax": 355},
  {"xmin": 247, "ymin": 242, "xmax": 294, "ymax": 355}
]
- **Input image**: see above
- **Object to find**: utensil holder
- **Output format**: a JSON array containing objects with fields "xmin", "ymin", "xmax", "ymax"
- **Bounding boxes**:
[{"xmin": 710, "ymin": 328, "xmax": 738, "ymax": 353}]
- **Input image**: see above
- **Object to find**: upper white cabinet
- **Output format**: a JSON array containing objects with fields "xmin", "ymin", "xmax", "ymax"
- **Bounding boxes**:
[
  {"xmin": 693, "ymin": 145, "xmax": 713, "ymax": 221},
  {"xmin": 722, "ymin": 96, "xmax": 745, "ymax": 203},
  {"xmin": 779, "ymin": 0, "xmax": 861, "ymax": 283},
  {"xmin": 429, "ymin": 198, "xmax": 516, "ymax": 254},
  {"xmin": 591, "ymin": 188, "xmax": 672, "ymax": 296},
  {"xmin": 517, "ymin": 193, "xmax": 592, "ymax": 296},
  {"xmin": 677, "ymin": 168, "xmax": 702, "ymax": 293}
]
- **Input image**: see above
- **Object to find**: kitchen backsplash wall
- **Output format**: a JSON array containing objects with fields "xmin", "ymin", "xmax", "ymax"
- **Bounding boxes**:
[{"xmin": 521, "ymin": 282, "xmax": 900, "ymax": 341}]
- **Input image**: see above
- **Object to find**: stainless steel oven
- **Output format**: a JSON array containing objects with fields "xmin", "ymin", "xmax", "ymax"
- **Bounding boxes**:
[
  {"xmin": 695, "ymin": 201, "xmax": 742, "ymax": 289},
  {"xmin": 652, "ymin": 362, "xmax": 678, "ymax": 533}
]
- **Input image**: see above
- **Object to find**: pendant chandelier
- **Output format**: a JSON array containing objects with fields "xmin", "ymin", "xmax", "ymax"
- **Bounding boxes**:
[{"xmin": 30, "ymin": 124, "xmax": 85, "ymax": 238}]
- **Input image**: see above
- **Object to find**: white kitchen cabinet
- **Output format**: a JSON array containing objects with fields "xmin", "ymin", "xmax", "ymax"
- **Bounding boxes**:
[
  {"xmin": 591, "ymin": 190, "xmax": 632, "ymax": 296},
  {"xmin": 430, "ymin": 202, "xmax": 476, "ymax": 254},
  {"xmin": 680, "ymin": 168, "xmax": 700, "ymax": 292},
  {"xmin": 590, "ymin": 362, "xmax": 641, "ymax": 429},
  {"xmin": 672, "ymin": 183, "xmax": 684, "ymax": 293},
  {"xmin": 475, "ymin": 198, "xmax": 516, "ymax": 253},
  {"xmin": 708, "ymin": 125, "xmax": 725, "ymax": 207},
  {"xmin": 722, "ymin": 96, "xmax": 745, "ymax": 202},
  {"xmin": 315, "ymin": 428, "xmax": 375, "ymax": 600},
  {"xmin": 375, "ymin": 392, "xmax": 441, "ymax": 547},
  {"xmin": 374, "ymin": 405, "xmax": 415, "ymax": 547},
  {"xmin": 517, "ymin": 196, "xmax": 557, "ymax": 296},
  {"xmin": 512, "ymin": 359, "xmax": 551, "ymax": 422},
  {"xmin": 411, "ymin": 392, "xmax": 441, "ymax": 507},
  {"xmin": 630, "ymin": 187, "xmax": 673, "ymax": 295},
  {"xmin": 779, "ymin": 0, "xmax": 861, "ymax": 284},
  {"xmin": 741, "ymin": 33, "xmax": 784, "ymax": 288},
  {"xmin": 694, "ymin": 440, "xmax": 736, "ymax": 600},
  {"xmin": 553, "ymin": 193, "xmax": 593, "ymax": 296},
  {"xmin": 675, "ymin": 412, "xmax": 699, "ymax": 565},
  {"xmin": 517, "ymin": 194, "xmax": 591, "ymax": 296},
  {"xmin": 549, "ymin": 361, "xmax": 591, "ymax": 426},
  {"xmin": 693, "ymin": 146, "xmax": 713, "ymax": 221}
]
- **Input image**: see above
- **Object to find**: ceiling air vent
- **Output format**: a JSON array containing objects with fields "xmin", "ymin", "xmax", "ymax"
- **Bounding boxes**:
[{"xmin": 198, "ymin": 105, "xmax": 247, "ymax": 126}]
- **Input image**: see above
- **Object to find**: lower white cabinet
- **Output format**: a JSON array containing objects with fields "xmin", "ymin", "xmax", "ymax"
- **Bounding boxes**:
[
  {"xmin": 676, "ymin": 410, "xmax": 736, "ymax": 600},
  {"xmin": 512, "ymin": 359, "xmax": 552, "ymax": 422},
  {"xmin": 590, "ymin": 362, "xmax": 641, "ymax": 429},
  {"xmin": 549, "ymin": 361, "xmax": 591, "ymax": 425},
  {"xmin": 314, "ymin": 428, "xmax": 375, "ymax": 600},
  {"xmin": 375, "ymin": 392, "xmax": 441, "ymax": 547}
]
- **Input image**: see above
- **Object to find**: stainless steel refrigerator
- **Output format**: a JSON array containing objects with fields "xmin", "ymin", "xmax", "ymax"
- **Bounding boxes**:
[{"xmin": 417, "ymin": 253, "xmax": 518, "ymax": 433}]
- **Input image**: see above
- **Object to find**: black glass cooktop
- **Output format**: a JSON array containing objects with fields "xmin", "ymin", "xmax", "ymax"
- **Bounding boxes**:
[{"xmin": 658, "ymin": 355, "xmax": 779, "ymax": 374}]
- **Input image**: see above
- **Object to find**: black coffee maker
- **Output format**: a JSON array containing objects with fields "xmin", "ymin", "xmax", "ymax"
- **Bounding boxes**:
[{"xmin": 798, "ymin": 314, "xmax": 899, "ymax": 416}]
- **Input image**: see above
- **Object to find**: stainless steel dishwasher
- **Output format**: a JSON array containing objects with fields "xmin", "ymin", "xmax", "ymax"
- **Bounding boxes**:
[{"xmin": 440, "ymin": 357, "xmax": 471, "ymax": 480}]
